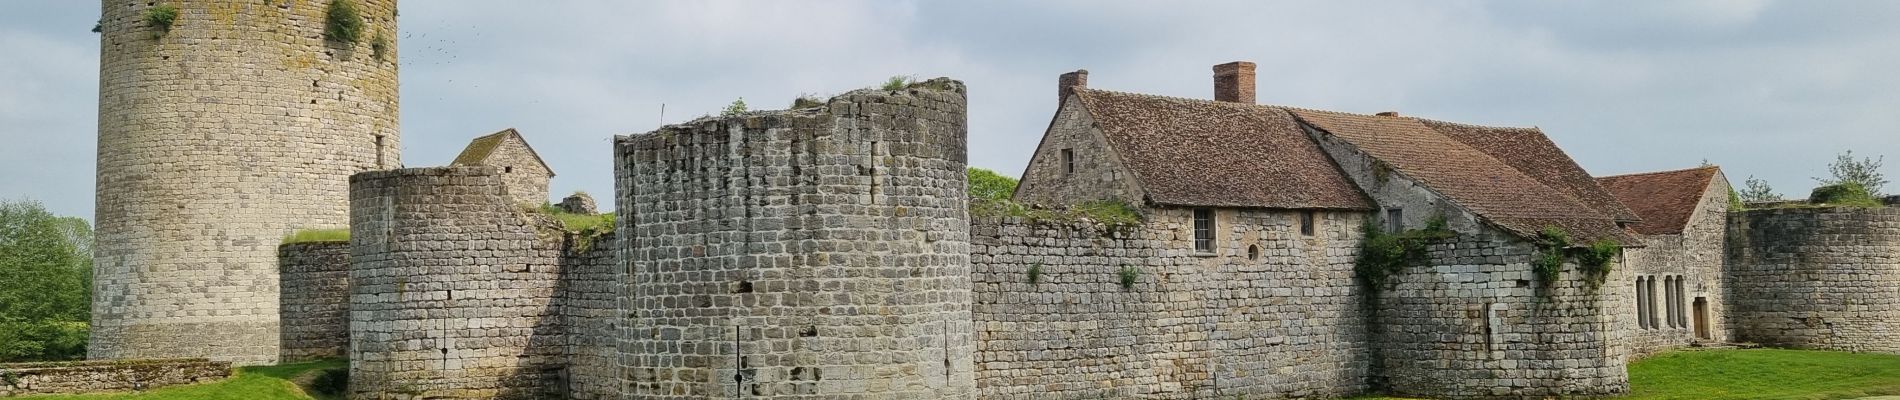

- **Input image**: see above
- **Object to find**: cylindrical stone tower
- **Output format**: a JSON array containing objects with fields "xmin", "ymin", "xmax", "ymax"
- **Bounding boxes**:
[
  {"xmin": 92, "ymin": 0, "xmax": 399, "ymax": 365},
  {"xmin": 614, "ymin": 79, "xmax": 975, "ymax": 399},
  {"xmin": 348, "ymin": 167, "xmax": 568, "ymax": 399}
]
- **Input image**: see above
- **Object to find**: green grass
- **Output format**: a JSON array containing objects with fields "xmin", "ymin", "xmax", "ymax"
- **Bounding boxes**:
[
  {"xmin": 1626, "ymin": 349, "xmax": 1900, "ymax": 400},
  {"xmin": 282, "ymin": 228, "xmax": 349, "ymax": 244},
  {"xmin": 15, "ymin": 359, "xmax": 345, "ymax": 400}
]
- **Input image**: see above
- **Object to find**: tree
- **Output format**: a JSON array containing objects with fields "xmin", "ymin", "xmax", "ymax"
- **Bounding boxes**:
[
  {"xmin": 1814, "ymin": 150, "xmax": 1887, "ymax": 196},
  {"xmin": 1738, "ymin": 176, "xmax": 1781, "ymax": 203},
  {"xmin": 967, "ymin": 168, "xmax": 1019, "ymax": 201},
  {"xmin": 0, "ymin": 199, "xmax": 93, "ymax": 361},
  {"xmin": 720, "ymin": 97, "xmax": 748, "ymax": 117}
]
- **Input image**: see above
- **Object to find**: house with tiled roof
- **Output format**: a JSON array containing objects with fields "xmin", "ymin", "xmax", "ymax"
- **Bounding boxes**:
[
  {"xmin": 451, "ymin": 128, "xmax": 555, "ymax": 206},
  {"xmin": 1596, "ymin": 166, "xmax": 1732, "ymax": 355},
  {"xmin": 1011, "ymin": 62, "xmax": 1641, "ymax": 398}
]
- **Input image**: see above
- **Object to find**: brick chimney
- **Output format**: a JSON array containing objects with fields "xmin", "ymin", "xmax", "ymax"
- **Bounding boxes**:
[
  {"xmin": 1059, "ymin": 69, "xmax": 1088, "ymax": 108},
  {"xmin": 1213, "ymin": 61, "xmax": 1256, "ymax": 104}
]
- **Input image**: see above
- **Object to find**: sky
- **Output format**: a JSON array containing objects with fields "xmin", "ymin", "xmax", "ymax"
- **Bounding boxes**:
[{"xmin": 3, "ymin": 0, "xmax": 1898, "ymax": 219}]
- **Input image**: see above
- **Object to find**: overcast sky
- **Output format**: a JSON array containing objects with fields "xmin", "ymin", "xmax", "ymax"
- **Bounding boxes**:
[{"xmin": 4, "ymin": 1, "xmax": 1898, "ymax": 219}]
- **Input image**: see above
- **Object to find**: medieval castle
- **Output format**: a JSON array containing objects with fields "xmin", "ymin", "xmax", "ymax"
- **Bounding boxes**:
[{"xmin": 81, "ymin": 1, "xmax": 1900, "ymax": 399}]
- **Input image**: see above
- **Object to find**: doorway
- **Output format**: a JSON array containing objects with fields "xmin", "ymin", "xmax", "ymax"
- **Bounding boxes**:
[{"xmin": 1693, "ymin": 297, "xmax": 1710, "ymax": 340}]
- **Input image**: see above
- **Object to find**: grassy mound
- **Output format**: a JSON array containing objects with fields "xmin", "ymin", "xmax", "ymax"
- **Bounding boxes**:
[{"xmin": 14, "ymin": 359, "xmax": 345, "ymax": 400}]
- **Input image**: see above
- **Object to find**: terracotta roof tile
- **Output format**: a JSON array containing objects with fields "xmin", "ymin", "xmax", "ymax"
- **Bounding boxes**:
[
  {"xmin": 1286, "ymin": 108, "xmax": 1638, "ymax": 244},
  {"xmin": 1423, "ymin": 120, "xmax": 1643, "ymax": 223},
  {"xmin": 1073, "ymin": 89, "xmax": 1374, "ymax": 210},
  {"xmin": 1595, "ymin": 166, "xmax": 1721, "ymax": 235}
]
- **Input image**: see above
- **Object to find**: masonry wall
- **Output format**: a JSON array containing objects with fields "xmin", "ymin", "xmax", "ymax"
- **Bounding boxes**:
[
  {"xmin": 279, "ymin": 241, "xmax": 352, "ymax": 362},
  {"xmin": 1623, "ymin": 177, "xmax": 1732, "ymax": 356},
  {"xmin": 1309, "ymin": 126, "xmax": 1629, "ymax": 398},
  {"xmin": 92, "ymin": 0, "xmax": 401, "ymax": 365},
  {"xmin": 614, "ymin": 80, "xmax": 974, "ymax": 399},
  {"xmin": 561, "ymin": 231, "xmax": 620, "ymax": 400},
  {"xmin": 1013, "ymin": 96, "xmax": 1145, "ymax": 207},
  {"xmin": 491, "ymin": 135, "xmax": 554, "ymax": 206},
  {"xmin": 349, "ymin": 167, "xmax": 566, "ymax": 399},
  {"xmin": 970, "ymin": 208, "xmax": 1370, "ymax": 399},
  {"xmin": 1727, "ymin": 207, "xmax": 1900, "ymax": 354},
  {"xmin": 0, "ymin": 359, "xmax": 230, "ymax": 396}
]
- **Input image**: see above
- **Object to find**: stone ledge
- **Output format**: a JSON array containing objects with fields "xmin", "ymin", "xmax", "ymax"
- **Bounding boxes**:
[{"xmin": 0, "ymin": 358, "xmax": 231, "ymax": 396}]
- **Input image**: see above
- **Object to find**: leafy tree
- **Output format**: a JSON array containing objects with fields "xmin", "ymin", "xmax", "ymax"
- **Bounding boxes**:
[
  {"xmin": 1814, "ymin": 150, "xmax": 1887, "ymax": 196},
  {"xmin": 967, "ymin": 168, "xmax": 1018, "ymax": 201},
  {"xmin": 720, "ymin": 97, "xmax": 748, "ymax": 117},
  {"xmin": 1738, "ymin": 176, "xmax": 1781, "ymax": 203},
  {"xmin": 0, "ymin": 199, "xmax": 93, "ymax": 361}
]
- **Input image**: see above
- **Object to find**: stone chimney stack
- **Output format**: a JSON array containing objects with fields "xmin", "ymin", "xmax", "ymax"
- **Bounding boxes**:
[
  {"xmin": 1059, "ymin": 69, "xmax": 1088, "ymax": 108},
  {"xmin": 1213, "ymin": 61, "xmax": 1256, "ymax": 104}
]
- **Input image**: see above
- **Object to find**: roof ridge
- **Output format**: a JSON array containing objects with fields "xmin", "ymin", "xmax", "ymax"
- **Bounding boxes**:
[
  {"xmin": 1597, "ymin": 165, "xmax": 1721, "ymax": 180},
  {"xmin": 1414, "ymin": 117, "xmax": 1538, "ymax": 131}
]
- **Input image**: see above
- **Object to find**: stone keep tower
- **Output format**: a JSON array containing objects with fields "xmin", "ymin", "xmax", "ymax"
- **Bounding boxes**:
[
  {"xmin": 615, "ymin": 79, "xmax": 975, "ymax": 399},
  {"xmin": 92, "ymin": 0, "xmax": 399, "ymax": 365}
]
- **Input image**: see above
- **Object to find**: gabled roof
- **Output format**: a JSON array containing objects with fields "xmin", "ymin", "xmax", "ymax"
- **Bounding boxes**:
[
  {"xmin": 1595, "ymin": 166, "xmax": 1722, "ymax": 235},
  {"xmin": 451, "ymin": 128, "xmax": 555, "ymax": 177},
  {"xmin": 1423, "ymin": 120, "xmax": 1642, "ymax": 223},
  {"xmin": 1070, "ymin": 89, "xmax": 1374, "ymax": 210},
  {"xmin": 1286, "ymin": 108, "xmax": 1638, "ymax": 244}
]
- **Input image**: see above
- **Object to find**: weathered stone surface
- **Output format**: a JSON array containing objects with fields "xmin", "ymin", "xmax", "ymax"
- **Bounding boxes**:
[
  {"xmin": 1727, "ymin": 207, "xmax": 1900, "ymax": 354},
  {"xmin": 614, "ymin": 80, "xmax": 975, "ymax": 399},
  {"xmin": 0, "ymin": 359, "xmax": 230, "ymax": 396},
  {"xmin": 279, "ymin": 242, "xmax": 351, "ymax": 362},
  {"xmin": 559, "ymin": 193, "xmax": 599, "ymax": 214},
  {"xmin": 92, "ymin": 0, "xmax": 401, "ymax": 366},
  {"xmin": 1623, "ymin": 177, "xmax": 1731, "ymax": 357}
]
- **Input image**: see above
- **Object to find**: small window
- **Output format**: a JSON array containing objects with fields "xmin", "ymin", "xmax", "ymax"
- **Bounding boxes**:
[
  {"xmin": 1386, "ymin": 208, "xmax": 1404, "ymax": 233},
  {"xmin": 504, "ymin": 166, "xmax": 514, "ymax": 173},
  {"xmin": 373, "ymin": 135, "xmax": 386, "ymax": 169},
  {"xmin": 1061, "ymin": 149, "xmax": 1075, "ymax": 175},
  {"xmin": 1246, "ymin": 244, "xmax": 1260, "ymax": 260},
  {"xmin": 1192, "ymin": 208, "xmax": 1214, "ymax": 253},
  {"xmin": 1299, "ymin": 211, "xmax": 1316, "ymax": 236}
]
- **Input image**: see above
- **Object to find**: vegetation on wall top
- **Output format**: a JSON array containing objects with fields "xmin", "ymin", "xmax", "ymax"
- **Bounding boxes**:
[
  {"xmin": 144, "ymin": 5, "xmax": 178, "ymax": 35},
  {"xmin": 720, "ymin": 98, "xmax": 748, "ymax": 117},
  {"xmin": 324, "ymin": 0, "xmax": 365, "ymax": 43},
  {"xmin": 1815, "ymin": 150, "xmax": 1886, "ymax": 196},
  {"xmin": 282, "ymin": 228, "xmax": 350, "ymax": 244},
  {"xmin": 1529, "ymin": 226, "xmax": 1618, "ymax": 292},
  {"xmin": 967, "ymin": 167, "xmax": 1018, "ymax": 202},
  {"xmin": 1353, "ymin": 214, "xmax": 1452, "ymax": 291},
  {"xmin": 1808, "ymin": 183, "xmax": 1882, "ymax": 207}
]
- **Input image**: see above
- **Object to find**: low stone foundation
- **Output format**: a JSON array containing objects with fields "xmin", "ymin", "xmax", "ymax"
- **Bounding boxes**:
[{"xmin": 0, "ymin": 358, "xmax": 230, "ymax": 396}]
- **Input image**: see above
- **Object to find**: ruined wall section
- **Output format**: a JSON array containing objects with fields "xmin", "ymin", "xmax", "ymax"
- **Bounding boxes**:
[
  {"xmin": 1309, "ymin": 126, "xmax": 1630, "ymax": 398},
  {"xmin": 278, "ymin": 241, "xmax": 351, "ymax": 362},
  {"xmin": 614, "ymin": 80, "xmax": 973, "ymax": 399},
  {"xmin": 970, "ymin": 209, "xmax": 1370, "ymax": 400},
  {"xmin": 1727, "ymin": 207, "xmax": 1900, "ymax": 354},
  {"xmin": 1013, "ymin": 96, "xmax": 1144, "ymax": 206},
  {"xmin": 92, "ymin": 0, "xmax": 400, "ymax": 365},
  {"xmin": 1625, "ymin": 177, "xmax": 1731, "ymax": 356},
  {"xmin": 348, "ymin": 167, "xmax": 567, "ymax": 399},
  {"xmin": 561, "ymin": 231, "xmax": 620, "ymax": 400}
]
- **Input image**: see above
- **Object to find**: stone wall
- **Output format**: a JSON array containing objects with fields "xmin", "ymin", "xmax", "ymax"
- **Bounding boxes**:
[
  {"xmin": 0, "ymin": 359, "xmax": 230, "ymax": 396},
  {"xmin": 348, "ymin": 167, "xmax": 567, "ymax": 399},
  {"xmin": 1623, "ymin": 176, "xmax": 1731, "ymax": 356},
  {"xmin": 560, "ymin": 231, "xmax": 620, "ymax": 400},
  {"xmin": 970, "ymin": 208, "xmax": 1370, "ymax": 399},
  {"xmin": 279, "ymin": 241, "xmax": 351, "ymax": 362},
  {"xmin": 1013, "ymin": 96, "xmax": 1144, "ymax": 207},
  {"xmin": 1727, "ymin": 206, "xmax": 1900, "ymax": 353},
  {"xmin": 613, "ymin": 79, "xmax": 974, "ymax": 399},
  {"xmin": 92, "ymin": 0, "xmax": 401, "ymax": 365},
  {"xmin": 490, "ymin": 134, "xmax": 554, "ymax": 206}
]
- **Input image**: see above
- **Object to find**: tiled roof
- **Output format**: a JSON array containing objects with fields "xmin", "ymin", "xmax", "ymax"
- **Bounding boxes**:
[
  {"xmin": 1071, "ymin": 89, "xmax": 1374, "ymax": 210},
  {"xmin": 1287, "ymin": 108, "xmax": 1639, "ymax": 244},
  {"xmin": 1594, "ymin": 166, "xmax": 1721, "ymax": 235},
  {"xmin": 451, "ymin": 128, "xmax": 555, "ymax": 176},
  {"xmin": 1424, "ymin": 120, "xmax": 1643, "ymax": 223}
]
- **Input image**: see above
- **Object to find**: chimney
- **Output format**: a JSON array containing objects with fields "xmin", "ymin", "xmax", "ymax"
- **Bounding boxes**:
[
  {"xmin": 1376, "ymin": 111, "xmax": 1400, "ymax": 117},
  {"xmin": 1059, "ymin": 69, "xmax": 1088, "ymax": 108},
  {"xmin": 1213, "ymin": 61, "xmax": 1256, "ymax": 104}
]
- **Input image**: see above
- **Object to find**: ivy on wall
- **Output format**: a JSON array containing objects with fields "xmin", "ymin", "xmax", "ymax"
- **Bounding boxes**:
[
  {"xmin": 1530, "ymin": 226, "xmax": 1619, "ymax": 293},
  {"xmin": 1354, "ymin": 214, "xmax": 1452, "ymax": 291}
]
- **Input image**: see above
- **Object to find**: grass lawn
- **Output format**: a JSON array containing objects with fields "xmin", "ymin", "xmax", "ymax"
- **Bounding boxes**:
[
  {"xmin": 1627, "ymin": 349, "xmax": 1900, "ymax": 400},
  {"xmin": 14, "ymin": 359, "xmax": 345, "ymax": 400}
]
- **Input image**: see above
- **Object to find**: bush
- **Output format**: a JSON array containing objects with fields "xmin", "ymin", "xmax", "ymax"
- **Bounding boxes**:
[
  {"xmin": 324, "ymin": 0, "xmax": 365, "ymax": 43},
  {"xmin": 880, "ymin": 76, "xmax": 912, "ymax": 90},
  {"xmin": 1809, "ymin": 183, "xmax": 1882, "ymax": 207},
  {"xmin": 0, "ymin": 320, "xmax": 89, "ymax": 362},
  {"xmin": 370, "ymin": 31, "xmax": 389, "ymax": 60},
  {"xmin": 1026, "ymin": 263, "xmax": 1042, "ymax": 285},
  {"xmin": 967, "ymin": 168, "xmax": 1018, "ymax": 201},
  {"xmin": 1353, "ymin": 217, "xmax": 1453, "ymax": 291},
  {"xmin": 720, "ymin": 98, "xmax": 748, "ymax": 117},
  {"xmin": 145, "ymin": 5, "xmax": 178, "ymax": 34},
  {"xmin": 1117, "ymin": 265, "xmax": 1139, "ymax": 289},
  {"xmin": 311, "ymin": 367, "xmax": 349, "ymax": 396},
  {"xmin": 790, "ymin": 94, "xmax": 825, "ymax": 109}
]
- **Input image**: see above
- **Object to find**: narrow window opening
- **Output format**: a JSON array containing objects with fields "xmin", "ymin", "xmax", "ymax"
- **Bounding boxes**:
[
  {"xmin": 1192, "ymin": 208, "xmax": 1214, "ymax": 253},
  {"xmin": 1061, "ymin": 148, "xmax": 1075, "ymax": 175},
  {"xmin": 1386, "ymin": 208, "xmax": 1404, "ymax": 233},
  {"xmin": 1666, "ymin": 276, "xmax": 1677, "ymax": 328},
  {"xmin": 504, "ymin": 166, "xmax": 513, "ymax": 173},
  {"xmin": 1635, "ymin": 276, "xmax": 1649, "ymax": 330},
  {"xmin": 373, "ymin": 135, "xmax": 386, "ymax": 169},
  {"xmin": 869, "ymin": 141, "xmax": 879, "ymax": 204},
  {"xmin": 1299, "ymin": 211, "xmax": 1317, "ymax": 236},
  {"xmin": 1647, "ymin": 276, "xmax": 1660, "ymax": 329}
]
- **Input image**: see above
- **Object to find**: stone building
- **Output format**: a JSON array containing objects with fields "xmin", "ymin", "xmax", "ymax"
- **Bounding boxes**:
[
  {"xmin": 91, "ymin": 0, "xmax": 400, "ymax": 366},
  {"xmin": 1596, "ymin": 166, "xmax": 1733, "ymax": 355},
  {"xmin": 452, "ymin": 128, "xmax": 556, "ymax": 206}
]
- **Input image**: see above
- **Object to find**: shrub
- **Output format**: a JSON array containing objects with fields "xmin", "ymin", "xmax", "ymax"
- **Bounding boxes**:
[
  {"xmin": 145, "ymin": 5, "xmax": 178, "ymax": 34},
  {"xmin": 790, "ymin": 94, "xmax": 825, "ymax": 109},
  {"xmin": 1026, "ymin": 263, "xmax": 1042, "ymax": 285},
  {"xmin": 283, "ymin": 228, "xmax": 350, "ymax": 244},
  {"xmin": 967, "ymin": 168, "xmax": 1018, "ymax": 201},
  {"xmin": 1117, "ymin": 265, "xmax": 1139, "ymax": 289},
  {"xmin": 1814, "ymin": 150, "xmax": 1886, "ymax": 196},
  {"xmin": 720, "ymin": 97, "xmax": 748, "ymax": 117},
  {"xmin": 324, "ymin": 0, "xmax": 365, "ymax": 43},
  {"xmin": 1574, "ymin": 239, "xmax": 1618, "ymax": 289},
  {"xmin": 311, "ymin": 367, "xmax": 349, "ymax": 396},
  {"xmin": 1529, "ymin": 227, "xmax": 1570, "ymax": 289},
  {"xmin": 370, "ymin": 31, "xmax": 389, "ymax": 60},
  {"xmin": 880, "ymin": 76, "xmax": 912, "ymax": 90},
  {"xmin": 1353, "ymin": 218, "xmax": 1453, "ymax": 290},
  {"xmin": 1809, "ymin": 183, "xmax": 1882, "ymax": 207}
]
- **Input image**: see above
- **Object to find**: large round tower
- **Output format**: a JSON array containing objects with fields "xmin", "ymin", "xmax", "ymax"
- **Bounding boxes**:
[{"xmin": 92, "ymin": 0, "xmax": 399, "ymax": 365}]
